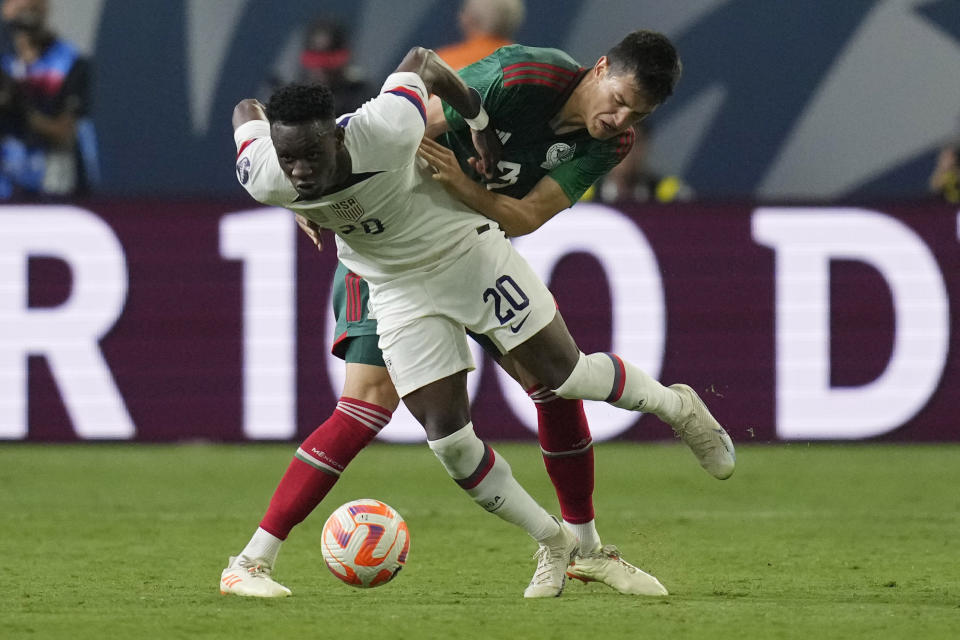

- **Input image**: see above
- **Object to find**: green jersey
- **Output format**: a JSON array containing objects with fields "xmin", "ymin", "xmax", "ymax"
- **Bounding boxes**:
[{"xmin": 441, "ymin": 44, "xmax": 634, "ymax": 204}]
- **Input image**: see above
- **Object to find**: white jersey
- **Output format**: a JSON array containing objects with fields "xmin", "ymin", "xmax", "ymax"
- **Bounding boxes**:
[{"xmin": 234, "ymin": 72, "xmax": 495, "ymax": 286}]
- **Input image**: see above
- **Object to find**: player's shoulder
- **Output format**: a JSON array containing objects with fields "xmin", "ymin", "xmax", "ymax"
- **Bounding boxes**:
[
  {"xmin": 586, "ymin": 127, "xmax": 635, "ymax": 164},
  {"xmin": 360, "ymin": 72, "xmax": 428, "ymax": 125},
  {"xmin": 339, "ymin": 73, "xmax": 427, "ymax": 172},
  {"xmin": 490, "ymin": 45, "xmax": 583, "ymax": 94},
  {"xmin": 494, "ymin": 44, "xmax": 582, "ymax": 73}
]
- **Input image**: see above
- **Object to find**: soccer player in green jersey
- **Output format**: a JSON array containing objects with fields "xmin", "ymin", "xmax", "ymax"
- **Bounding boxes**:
[
  {"xmin": 233, "ymin": 31, "xmax": 733, "ymax": 598},
  {"xmin": 425, "ymin": 40, "xmax": 643, "ymax": 224}
]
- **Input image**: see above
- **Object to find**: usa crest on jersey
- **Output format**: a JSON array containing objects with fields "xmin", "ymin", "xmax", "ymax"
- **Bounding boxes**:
[{"xmin": 330, "ymin": 197, "xmax": 365, "ymax": 221}]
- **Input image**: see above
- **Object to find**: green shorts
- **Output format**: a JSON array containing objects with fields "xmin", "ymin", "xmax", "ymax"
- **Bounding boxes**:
[
  {"xmin": 331, "ymin": 261, "xmax": 385, "ymax": 366},
  {"xmin": 330, "ymin": 262, "xmax": 504, "ymax": 367}
]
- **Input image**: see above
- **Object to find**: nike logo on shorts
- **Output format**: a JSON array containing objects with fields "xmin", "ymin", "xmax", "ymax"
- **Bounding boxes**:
[{"xmin": 509, "ymin": 312, "xmax": 532, "ymax": 334}]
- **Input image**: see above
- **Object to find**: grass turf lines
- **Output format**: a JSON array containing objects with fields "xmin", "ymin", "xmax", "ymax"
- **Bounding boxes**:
[{"xmin": 1, "ymin": 442, "xmax": 958, "ymax": 639}]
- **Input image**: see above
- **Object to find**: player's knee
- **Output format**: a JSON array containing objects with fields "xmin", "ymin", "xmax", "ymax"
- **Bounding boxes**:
[
  {"xmin": 346, "ymin": 384, "xmax": 399, "ymax": 411},
  {"xmin": 421, "ymin": 410, "xmax": 472, "ymax": 441},
  {"xmin": 511, "ymin": 333, "xmax": 580, "ymax": 390},
  {"xmin": 545, "ymin": 352, "xmax": 584, "ymax": 393},
  {"xmin": 342, "ymin": 363, "xmax": 400, "ymax": 410},
  {"xmin": 407, "ymin": 400, "xmax": 471, "ymax": 441},
  {"xmin": 366, "ymin": 376, "xmax": 401, "ymax": 411},
  {"xmin": 553, "ymin": 352, "xmax": 612, "ymax": 401},
  {"xmin": 541, "ymin": 365, "xmax": 576, "ymax": 391}
]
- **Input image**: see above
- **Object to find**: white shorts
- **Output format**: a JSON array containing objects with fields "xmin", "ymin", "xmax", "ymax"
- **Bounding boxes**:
[{"xmin": 369, "ymin": 227, "xmax": 556, "ymax": 396}]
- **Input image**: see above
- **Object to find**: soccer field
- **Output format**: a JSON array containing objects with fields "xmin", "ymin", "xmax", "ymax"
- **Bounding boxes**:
[{"xmin": 2, "ymin": 442, "xmax": 957, "ymax": 639}]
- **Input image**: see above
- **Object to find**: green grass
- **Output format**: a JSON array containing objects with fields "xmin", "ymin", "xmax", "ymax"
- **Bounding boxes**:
[{"xmin": 1, "ymin": 442, "xmax": 958, "ymax": 639}]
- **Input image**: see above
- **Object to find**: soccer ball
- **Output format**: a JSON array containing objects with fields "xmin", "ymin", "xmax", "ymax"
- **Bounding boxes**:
[{"xmin": 321, "ymin": 498, "xmax": 410, "ymax": 588}]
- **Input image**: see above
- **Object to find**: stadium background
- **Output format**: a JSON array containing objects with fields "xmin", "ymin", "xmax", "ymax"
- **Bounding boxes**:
[
  {"xmin": 37, "ymin": 0, "xmax": 960, "ymax": 199},
  {"xmin": 3, "ymin": 0, "xmax": 960, "ymax": 444}
]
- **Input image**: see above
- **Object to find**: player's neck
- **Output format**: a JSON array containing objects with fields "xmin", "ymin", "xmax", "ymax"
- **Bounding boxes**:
[
  {"xmin": 320, "ymin": 149, "xmax": 354, "ymax": 196},
  {"xmin": 550, "ymin": 73, "xmax": 592, "ymax": 135}
]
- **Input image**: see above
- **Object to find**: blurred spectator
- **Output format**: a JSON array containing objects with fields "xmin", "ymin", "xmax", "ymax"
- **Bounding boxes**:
[
  {"xmin": 588, "ymin": 121, "xmax": 693, "ymax": 204},
  {"xmin": 928, "ymin": 140, "xmax": 959, "ymax": 204},
  {"xmin": 267, "ymin": 17, "xmax": 372, "ymax": 114},
  {"xmin": 436, "ymin": 0, "xmax": 525, "ymax": 69},
  {"xmin": 0, "ymin": 0, "xmax": 98, "ymax": 199}
]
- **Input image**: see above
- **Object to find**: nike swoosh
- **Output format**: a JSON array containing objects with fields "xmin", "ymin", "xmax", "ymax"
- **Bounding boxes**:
[{"xmin": 509, "ymin": 312, "xmax": 532, "ymax": 334}]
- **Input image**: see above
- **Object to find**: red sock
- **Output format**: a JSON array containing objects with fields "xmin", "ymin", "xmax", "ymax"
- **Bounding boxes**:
[
  {"xmin": 528, "ymin": 386, "xmax": 595, "ymax": 525},
  {"xmin": 259, "ymin": 397, "xmax": 392, "ymax": 539}
]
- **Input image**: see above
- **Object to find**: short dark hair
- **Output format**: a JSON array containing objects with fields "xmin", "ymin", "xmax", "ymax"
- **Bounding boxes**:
[
  {"xmin": 265, "ymin": 83, "xmax": 336, "ymax": 124},
  {"xmin": 606, "ymin": 30, "xmax": 681, "ymax": 105}
]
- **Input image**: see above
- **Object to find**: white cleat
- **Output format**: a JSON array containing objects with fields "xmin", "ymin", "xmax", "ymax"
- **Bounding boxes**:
[
  {"xmin": 523, "ymin": 518, "xmax": 579, "ymax": 598},
  {"xmin": 668, "ymin": 384, "xmax": 736, "ymax": 480},
  {"xmin": 220, "ymin": 555, "xmax": 292, "ymax": 598},
  {"xmin": 567, "ymin": 545, "xmax": 669, "ymax": 596}
]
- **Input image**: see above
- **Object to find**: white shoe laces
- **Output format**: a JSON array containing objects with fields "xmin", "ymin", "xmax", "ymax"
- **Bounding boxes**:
[
  {"xmin": 235, "ymin": 557, "xmax": 272, "ymax": 578},
  {"xmin": 580, "ymin": 545, "xmax": 636, "ymax": 573},
  {"xmin": 530, "ymin": 544, "xmax": 568, "ymax": 586}
]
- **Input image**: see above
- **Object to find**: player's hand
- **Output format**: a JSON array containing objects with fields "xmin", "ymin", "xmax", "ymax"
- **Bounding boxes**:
[
  {"xmin": 418, "ymin": 137, "xmax": 472, "ymax": 194},
  {"xmin": 470, "ymin": 126, "xmax": 501, "ymax": 179},
  {"xmin": 295, "ymin": 213, "xmax": 323, "ymax": 252}
]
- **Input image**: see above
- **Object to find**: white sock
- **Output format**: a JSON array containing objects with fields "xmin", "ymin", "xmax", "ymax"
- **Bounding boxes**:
[
  {"xmin": 554, "ymin": 352, "xmax": 682, "ymax": 422},
  {"xmin": 566, "ymin": 520, "xmax": 602, "ymax": 553},
  {"xmin": 428, "ymin": 423, "xmax": 560, "ymax": 542},
  {"xmin": 239, "ymin": 527, "xmax": 283, "ymax": 566}
]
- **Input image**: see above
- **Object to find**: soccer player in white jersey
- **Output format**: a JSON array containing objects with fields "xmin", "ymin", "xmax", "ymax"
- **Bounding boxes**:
[{"xmin": 223, "ymin": 46, "xmax": 734, "ymax": 599}]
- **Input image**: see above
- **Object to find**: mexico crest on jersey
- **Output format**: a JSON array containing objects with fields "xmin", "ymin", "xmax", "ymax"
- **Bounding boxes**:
[
  {"xmin": 540, "ymin": 142, "xmax": 576, "ymax": 170},
  {"xmin": 329, "ymin": 197, "xmax": 365, "ymax": 221}
]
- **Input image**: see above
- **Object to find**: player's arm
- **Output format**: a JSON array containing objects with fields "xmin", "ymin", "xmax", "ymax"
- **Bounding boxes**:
[
  {"xmin": 424, "ymin": 95, "xmax": 449, "ymax": 139},
  {"xmin": 395, "ymin": 47, "xmax": 499, "ymax": 176},
  {"xmin": 418, "ymin": 136, "xmax": 572, "ymax": 236},
  {"xmin": 231, "ymin": 98, "xmax": 298, "ymax": 207},
  {"xmin": 232, "ymin": 98, "xmax": 267, "ymax": 130}
]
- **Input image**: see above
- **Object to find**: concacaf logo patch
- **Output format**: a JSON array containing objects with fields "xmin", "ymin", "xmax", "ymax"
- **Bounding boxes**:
[
  {"xmin": 540, "ymin": 142, "xmax": 576, "ymax": 170},
  {"xmin": 236, "ymin": 156, "xmax": 251, "ymax": 184}
]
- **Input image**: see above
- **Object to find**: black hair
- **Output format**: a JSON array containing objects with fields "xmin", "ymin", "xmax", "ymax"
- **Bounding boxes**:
[
  {"xmin": 606, "ymin": 30, "xmax": 681, "ymax": 105},
  {"xmin": 265, "ymin": 83, "xmax": 336, "ymax": 124}
]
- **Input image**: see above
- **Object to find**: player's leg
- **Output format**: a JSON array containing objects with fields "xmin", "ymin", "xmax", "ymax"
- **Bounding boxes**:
[
  {"xmin": 254, "ymin": 359, "xmax": 397, "ymax": 550},
  {"xmin": 221, "ymin": 354, "xmax": 396, "ymax": 597},
  {"xmin": 401, "ymin": 369, "xmax": 578, "ymax": 598},
  {"xmin": 508, "ymin": 311, "xmax": 735, "ymax": 480},
  {"xmin": 465, "ymin": 238, "xmax": 732, "ymax": 481},
  {"xmin": 487, "ymin": 349, "xmax": 600, "ymax": 549},
  {"xmin": 221, "ymin": 266, "xmax": 399, "ymax": 597},
  {"xmin": 378, "ymin": 310, "xmax": 577, "ymax": 598},
  {"xmin": 495, "ymin": 352, "xmax": 667, "ymax": 596}
]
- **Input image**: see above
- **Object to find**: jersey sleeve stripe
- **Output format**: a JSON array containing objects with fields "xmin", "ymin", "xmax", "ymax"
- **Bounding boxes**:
[
  {"xmin": 386, "ymin": 86, "xmax": 426, "ymax": 123},
  {"xmin": 236, "ymin": 138, "xmax": 258, "ymax": 158},
  {"xmin": 502, "ymin": 61, "xmax": 577, "ymax": 77},
  {"xmin": 503, "ymin": 68, "xmax": 571, "ymax": 85},
  {"xmin": 614, "ymin": 129, "xmax": 635, "ymax": 160},
  {"xmin": 503, "ymin": 76, "xmax": 568, "ymax": 90}
]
